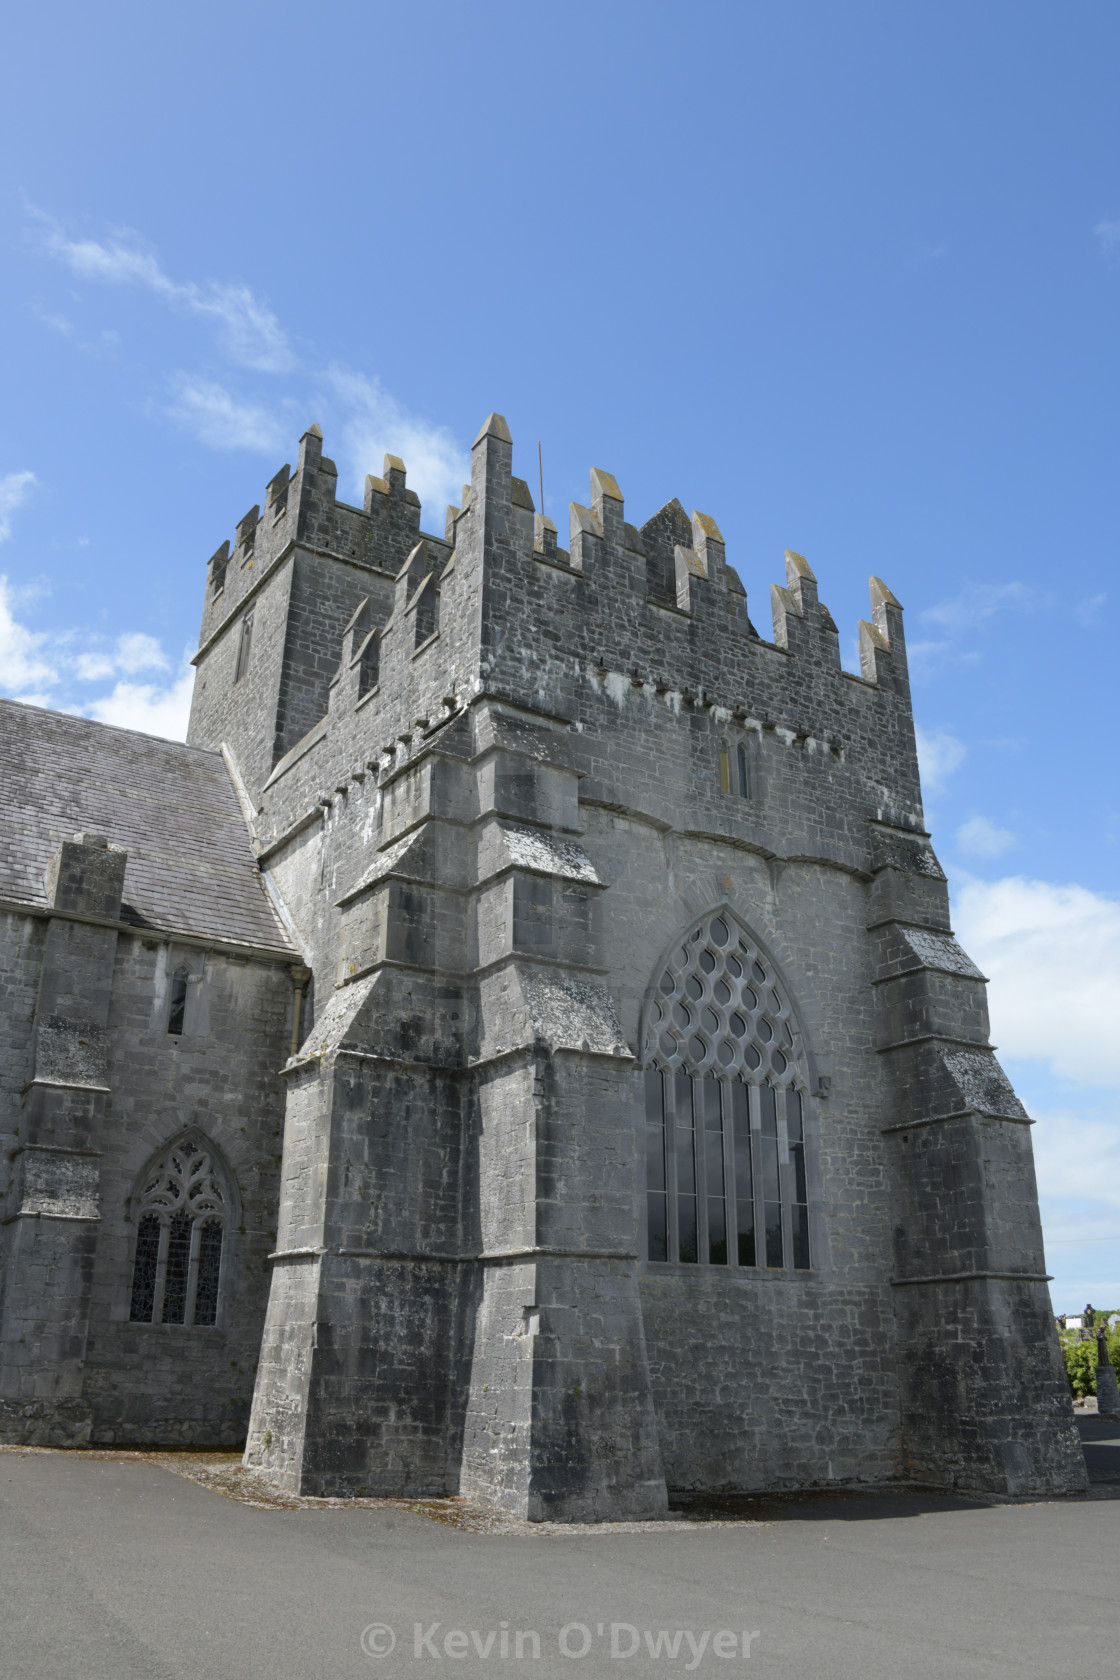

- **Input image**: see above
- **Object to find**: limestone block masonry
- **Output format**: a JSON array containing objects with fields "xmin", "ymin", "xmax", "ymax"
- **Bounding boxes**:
[
  {"xmin": 181, "ymin": 411, "xmax": 1085, "ymax": 1515},
  {"xmin": 0, "ymin": 407, "xmax": 1084, "ymax": 1511}
]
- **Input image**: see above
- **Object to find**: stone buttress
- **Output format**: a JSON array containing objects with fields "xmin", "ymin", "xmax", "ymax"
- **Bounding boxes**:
[
  {"xmin": 185, "ymin": 408, "xmax": 1084, "ymax": 1514},
  {"xmin": 0, "ymin": 834, "xmax": 124, "ymax": 1444}
]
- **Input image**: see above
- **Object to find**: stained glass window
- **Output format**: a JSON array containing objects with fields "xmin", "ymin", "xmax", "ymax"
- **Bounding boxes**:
[
  {"xmin": 128, "ymin": 1135, "xmax": 228, "ymax": 1326},
  {"xmin": 642, "ymin": 912, "xmax": 811, "ymax": 1271}
]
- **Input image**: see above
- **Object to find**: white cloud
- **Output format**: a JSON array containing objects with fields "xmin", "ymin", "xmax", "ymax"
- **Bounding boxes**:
[
  {"xmin": 166, "ymin": 376, "xmax": 290, "ymax": 453},
  {"xmin": 915, "ymin": 724, "xmax": 966, "ymax": 792},
  {"xmin": 34, "ymin": 211, "xmax": 294, "ymax": 373},
  {"xmin": 74, "ymin": 632, "xmax": 168, "ymax": 683},
  {"xmin": 1032, "ymin": 1106, "xmax": 1120, "ymax": 1213},
  {"xmin": 84, "ymin": 659, "xmax": 195, "ymax": 742},
  {"xmin": 0, "ymin": 574, "xmax": 57, "ymax": 692},
  {"xmin": 1, "ymin": 576, "xmax": 188, "ymax": 738},
  {"xmin": 0, "ymin": 471, "xmax": 38, "ymax": 543},
  {"xmin": 1095, "ymin": 217, "xmax": 1120, "ymax": 257},
  {"xmin": 956, "ymin": 814, "xmax": 1016, "ymax": 858},
  {"xmin": 324, "ymin": 365, "xmax": 469, "ymax": 518},
  {"xmin": 953, "ymin": 874, "xmax": 1120, "ymax": 1086}
]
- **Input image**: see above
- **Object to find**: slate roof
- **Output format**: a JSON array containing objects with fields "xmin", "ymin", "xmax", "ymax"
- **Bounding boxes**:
[{"xmin": 0, "ymin": 700, "xmax": 293, "ymax": 954}]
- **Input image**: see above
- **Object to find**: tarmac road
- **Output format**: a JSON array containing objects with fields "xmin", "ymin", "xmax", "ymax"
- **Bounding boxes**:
[{"xmin": 1, "ymin": 1438, "xmax": 1116, "ymax": 1680}]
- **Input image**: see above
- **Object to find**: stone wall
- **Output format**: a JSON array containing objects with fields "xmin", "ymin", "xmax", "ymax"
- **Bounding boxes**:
[{"xmin": 185, "ymin": 411, "xmax": 1086, "ymax": 1512}]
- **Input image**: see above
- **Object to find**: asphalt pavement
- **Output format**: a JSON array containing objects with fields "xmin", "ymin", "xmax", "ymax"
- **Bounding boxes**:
[{"xmin": 1, "ymin": 1424, "xmax": 1116, "ymax": 1680}]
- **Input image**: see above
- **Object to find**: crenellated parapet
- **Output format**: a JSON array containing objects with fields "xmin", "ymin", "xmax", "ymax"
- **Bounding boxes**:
[{"xmin": 184, "ymin": 403, "xmax": 1084, "ymax": 1514}]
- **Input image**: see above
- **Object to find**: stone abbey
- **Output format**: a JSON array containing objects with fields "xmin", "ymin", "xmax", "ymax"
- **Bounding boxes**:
[{"xmin": 0, "ymin": 413, "xmax": 1086, "ymax": 1515}]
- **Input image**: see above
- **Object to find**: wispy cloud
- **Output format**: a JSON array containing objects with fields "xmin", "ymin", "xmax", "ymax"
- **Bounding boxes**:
[
  {"xmin": 1074, "ymin": 591, "xmax": 1106, "ymax": 628},
  {"xmin": 0, "ymin": 576, "xmax": 191, "ymax": 739},
  {"xmin": 0, "ymin": 573, "xmax": 57, "ymax": 692},
  {"xmin": 27, "ymin": 208, "xmax": 474, "ymax": 535},
  {"xmin": 956, "ymin": 814, "xmax": 1016, "ymax": 859},
  {"xmin": 907, "ymin": 240, "xmax": 948, "ymax": 268},
  {"xmin": 915, "ymin": 724, "xmax": 966, "ymax": 792},
  {"xmin": 954, "ymin": 873, "xmax": 1120, "ymax": 1087},
  {"xmin": 1094, "ymin": 217, "xmax": 1120, "ymax": 258},
  {"xmin": 0, "ymin": 471, "xmax": 38, "ymax": 543},
  {"xmin": 165, "ymin": 376, "xmax": 290, "ymax": 453},
  {"xmin": 323, "ymin": 365, "xmax": 469, "ymax": 516},
  {"xmin": 921, "ymin": 580, "xmax": 1038, "ymax": 634},
  {"xmin": 83, "ymin": 657, "xmax": 195, "ymax": 740},
  {"xmin": 907, "ymin": 581, "xmax": 1043, "ymax": 674},
  {"xmin": 32, "ymin": 208, "xmax": 294, "ymax": 373}
]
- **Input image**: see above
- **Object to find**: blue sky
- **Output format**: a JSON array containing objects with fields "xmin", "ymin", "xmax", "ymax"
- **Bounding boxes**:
[{"xmin": 1, "ymin": 1, "xmax": 1116, "ymax": 1308}]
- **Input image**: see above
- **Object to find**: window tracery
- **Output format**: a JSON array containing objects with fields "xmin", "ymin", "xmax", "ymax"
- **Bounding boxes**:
[
  {"xmin": 642, "ymin": 911, "xmax": 811, "ymax": 1271},
  {"xmin": 128, "ymin": 1134, "xmax": 228, "ymax": 1326}
]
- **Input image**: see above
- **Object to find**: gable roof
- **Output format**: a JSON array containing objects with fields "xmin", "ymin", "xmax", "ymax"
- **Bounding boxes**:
[{"xmin": 0, "ymin": 699, "xmax": 293, "ymax": 955}]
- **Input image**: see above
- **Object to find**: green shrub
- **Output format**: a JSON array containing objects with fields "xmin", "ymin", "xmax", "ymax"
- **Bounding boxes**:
[{"xmin": 1063, "ymin": 1325, "xmax": 1120, "ymax": 1398}]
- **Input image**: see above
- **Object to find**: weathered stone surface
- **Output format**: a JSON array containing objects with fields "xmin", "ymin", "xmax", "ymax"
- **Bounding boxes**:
[{"xmin": 0, "ymin": 406, "xmax": 1085, "ymax": 1507}]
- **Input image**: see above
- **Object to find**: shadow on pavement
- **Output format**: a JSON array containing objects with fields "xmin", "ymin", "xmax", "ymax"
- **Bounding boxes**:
[
  {"xmin": 667, "ymin": 1415, "xmax": 1120, "ymax": 1522},
  {"xmin": 1078, "ymin": 1412, "xmax": 1120, "ymax": 1488}
]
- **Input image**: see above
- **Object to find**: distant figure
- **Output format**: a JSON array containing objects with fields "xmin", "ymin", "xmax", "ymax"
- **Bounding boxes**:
[{"xmin": 1099, "ymin": 1328, "xmax": 1109, "ymax": 1365}]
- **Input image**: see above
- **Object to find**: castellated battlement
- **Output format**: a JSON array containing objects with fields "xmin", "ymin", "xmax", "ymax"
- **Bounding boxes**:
[
  {"xmin": 189, "ymin": 410, "xmax": 923, "ymax": 855},
  {"xmin": 177, "ymin": 405, "xmax": 1087, "ymax": 1517}
]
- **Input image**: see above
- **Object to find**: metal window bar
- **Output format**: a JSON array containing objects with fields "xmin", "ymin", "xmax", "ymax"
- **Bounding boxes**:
[
  {"xmin": 701, "ymin": 1077, "xmax": 727, "ymax": 1264},
  {"xmin": 644, "ymin": 1069, "xmax": 668, "ymax": 1262},
  {"xmin": 643, "ymin": 1072, "xmax": 808, "ymax": 1273},
  {"xmin": 759, "ymin": 1084, "xmax": 784, "ymax": 1266},
  {"xmin": 786, "ymin": 1087, "xmax": 811, "ymax": 1269},
  {"xmin": 674, "ymin": 1071, "xmax": 698, "ymax": 1263},
  {"xmin": 730, "ymin": 1081, "xmax": 755, "ymax": 1265}
]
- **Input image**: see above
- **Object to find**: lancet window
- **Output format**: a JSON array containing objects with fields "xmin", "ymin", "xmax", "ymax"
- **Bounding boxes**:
[
  {"xmin": 167, "ymin": 967, "xmax": 189, "ymax": 1036},
  {"xmin": 643, "ymin": 911, "xmax": 811, "ymax": 1271},
  {"xmin": 128, "ymin": 1135, "xmax": 229, "ymax": 1326}
]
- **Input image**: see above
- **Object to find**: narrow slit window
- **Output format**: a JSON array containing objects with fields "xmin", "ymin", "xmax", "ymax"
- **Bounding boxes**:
[
  {"xmin": 129, "ymin": 1214, "xmax": 162, "ymax": 1322},
  {"xmin": 675, "ymin": 1071, "xmax": 698, "ymax": 1264},
  {"xmin": 731, "ymin": 1081, "xmax": 755, "ymax": 1266},
  {"xmin": 644, "ymin": 1069, "xmax": 668, "ymax": 1262},
  {"xmin": 161, "ymin": 1209, "xmax": 192, "ymax": 1324},
  {"xmin": 787, "ymin": 1088, "xmax": 810, "ymax": 1270},
  {"xmin": 167, "ymin": 967, "xmax": 189, "ymax": 1036},
  {"xmin": 701, "ymin": 1078, "xmax": 727, "ymax": 1264},
  {"xmin": 414, "ymin": 578, "xmax": 438, "ymax": 647},
  {"xmin": 234, "ymin": 611, "xmax": 253, "ymax": 683},
  {"xmin": 737, "ymin": 743, "xmax": 750, "ymax": 798},
  {"xmin": 760, "ymin": 1084, "xmax": 783, "ymax": 1266},
  {"xmin": 719, "ymin": 743, "xmax": 731, "ymax": 794},
  {"xmin": 194, "ymin": 1220, "xmax": 224, "ymax": 1326},
  {"xmin": 358, "ymin": 630, "xmax": 380, "ymax": 697}
]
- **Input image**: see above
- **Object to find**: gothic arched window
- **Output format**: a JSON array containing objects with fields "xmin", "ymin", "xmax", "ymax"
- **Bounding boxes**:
[
  {"xmin": 128, "ymin": 1134, "xmax": 229, "ymax": 1326},
  {"xmin": 642, "ymin": 910, "xmax": 811, "ymax": 1271}
]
